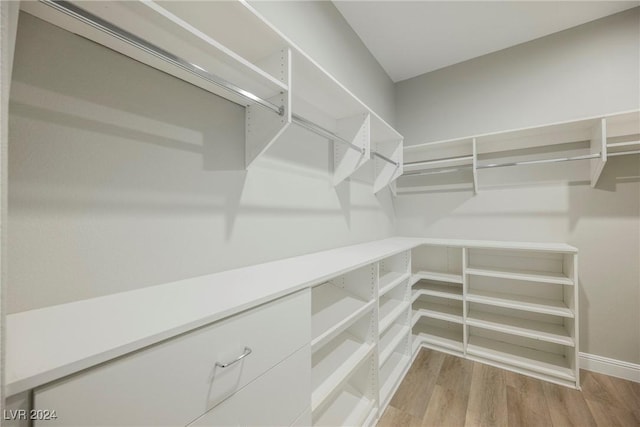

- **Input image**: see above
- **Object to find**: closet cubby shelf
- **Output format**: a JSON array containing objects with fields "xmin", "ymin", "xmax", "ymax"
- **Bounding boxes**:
[
  {"xmin": 466, "ymin": 311, "xmax": 574, "ymax": 347},
  {"xmin": 412, "ymin": 321, "xmax": 465, "ymax": 354},
  {"xmin": 379, "ymin": 299, "xmax": 409, "ymax": 334},
  {"xmin": 311, "ymin": 339, "xmax": 375, "ymax": 413},
  {"xmin": 313, "ymin": 383, "xmax": 376, "ymax": 427},
  {"xmin": 466, "ymin": 290, "xmax": 574, "ymax": 318},
  {"xmin": 467, "ymin": 336, "xmax": 575, "ymax": 382},
  {"xmin": 412, "ymin": 300, "xmax": 463, "ymax": 324},
  {"xmin": 379, "ymin": 325, "xmax": 411, "ymax": 367},
  {"xmin": 311, "ymin": 287, "xmax": 375, "ymax": 352},
  {"xmin": 412, "ymin": 281, "xmax": 463, "ymax": 301},
  {"xmin": 379, "ymin": 351, "xmax": 410, "ymax": 405},
  {"xmin": 413, "ymin": 271, "xmax": 463, "ymax": 284},
  {"xmin": 466, "ymin": 266, "xmax": 573, "ymax": 286},
  {"xmin": 379, "ymin": 271, "xmax": 411, "ymax": 297}
]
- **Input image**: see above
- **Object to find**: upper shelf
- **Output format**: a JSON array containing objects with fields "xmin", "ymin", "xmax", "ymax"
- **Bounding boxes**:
[
  {"xmin": 24, "ymin": 0, "xmax": 403, "ymax": 189},
  {"xmin": 399, "ymin": 110, "xmax": 639, "ymax": 193}
]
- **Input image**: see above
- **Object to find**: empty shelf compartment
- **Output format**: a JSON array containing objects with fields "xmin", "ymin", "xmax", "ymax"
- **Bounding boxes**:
[
  {"xmin": 467, "ymin": 330, "xmax": 575, "ymax": 381},
  {"xmin": 411, "ymin": 245, "xmax": 463, "ymax": 285},
  {"xmin": 379, "ymin": 297, "xmax": 409, "ymax": 334},
  {"xmin": 467, "ymin": 303, "xmax": 574, "ymax": 347},
  {"xmin": 312, "ymin": 282, "xmax": 371, "ymax": 345},
  {"xmin": 379, "ymin": 323, "xmax": 410, "ymax": 367},
  {"xmin": 313, "ymin": 384, "xmax": 375, "ymax": 427},
  {"xmin": 379, "ymin": 271, "xmax": 410, "ymax": 296},
  {"xmin": 413, "ymin": 280, "xmax": 463, "ymax": 301},
  {"xmin": 413, "ymin": 271, "xmax": 463, "ymax": 284},
  {"xmin": 467, "ymin": 248, "xmax": 575, "ymax": 285},
  {"xmin": 412, "ymin": 295, "xmax": 463, "ymax": 324},
  {"xmin": 466, "ymin": 289, "xmax": 573, "ymax": 318},
  {"xmin": 412, "ymin": 317, "xmax": 464, "ymax": 354},
  {"xmin": 379, "ymin": 350, "xmax": 410, "ymax": 405},
  {"xmin": 311, "ymin": 330, "xmax": 374, "ymax": 409}
]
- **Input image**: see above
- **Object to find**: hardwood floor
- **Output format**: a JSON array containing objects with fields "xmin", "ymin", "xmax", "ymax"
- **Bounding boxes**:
[{"xmin": 378, "ymin": 349, "xmax": 640, "ymax": 427}]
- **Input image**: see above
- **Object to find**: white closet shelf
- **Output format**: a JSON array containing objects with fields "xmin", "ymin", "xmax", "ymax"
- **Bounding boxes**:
[
  {"xmin": 313, "ymin": 383, "xmax": 376, "ymax": 427},
  {"xmin": 412, "ymin": 271, "xmax": 463, "ymax": 284},
  {"xmin": 22, "ymin": 1, "xmax": 287, "ymax": 109},
  {"xmin": 379, "ymin": 325, "xmax": 410, "ymax": 368},
  {"xmin": 311, "ymin": 336, "xmax": 374, "ymax": 412},
  {"xmin": 466, "ymin": 266, "xmax": 573, "ymax": 286},
  {"xmin": 412, "ymin": 281, "xmax": 463, "ymax": 301},
  {"xmin": 412, "ymin": 300, "xmax": 463, "ymax": 324},
  {"xmin": 379, "ymin": 351, "xmax": 410, "ymax": 404},
  {"xmin": 311, "ymin": 283, "xmax": 371, "ymax": 343},
  {"xmin": 466, "ymin": 290, "xmax": 573, "ymax": 318},
  {"xmin": 312, "ymin": 301, "xmax": 375, "ymax": 353},
  {"xmin": 467, "ymin": 336, "xmax": 575, "ymax": 382},
  {"xmin": 379, "ymin": 299, "xmax": 409, "ymax": 334},
  {"xmin": 466, "ymin": 311, "xmax": 574, "ymax": 347},
  {"xmin": 413, "ymin": 322, "xmax": 464, "ymax": 354},
  {"xmin": 379, "ymin": 271, "xmax": 411, "ymax": 297}
]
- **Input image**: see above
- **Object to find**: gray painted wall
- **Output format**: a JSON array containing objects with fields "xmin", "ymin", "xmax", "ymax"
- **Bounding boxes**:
[
  {"xmin": 248, "ymin": 0, "xmax": 396, "ymax": 126},
  {"xmin": 395, "ymin": 9, "xmax": 640, "ymax": 364},
  {"xmin": 7, "ymin": 13, "xmax": 395, "ymax": 313}
]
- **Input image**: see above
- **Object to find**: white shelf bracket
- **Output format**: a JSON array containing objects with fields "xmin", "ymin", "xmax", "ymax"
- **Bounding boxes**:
[
  {"xmin": 245, "ymin": 48, "xmax": 292, "ymax": 169},
  {"xmin": 373, "ymin": 139, "xmax": 403, "ymax": 194},
  {"xmin": 590, "ymin": 118, "xmax": 606, "ymax": 188},
  {"xmin": 333, "ymin": 113, "xmax": 370, "ymax": 186},
  {"xmin": 472, "ymin": 138, "xmax": 479, "ymax": 195}
]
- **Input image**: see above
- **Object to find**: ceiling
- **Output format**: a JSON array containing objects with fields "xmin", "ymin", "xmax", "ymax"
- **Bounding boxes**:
[{"xmin": 333, "ymin": 1, "xmax": 640, "ymax": 82}]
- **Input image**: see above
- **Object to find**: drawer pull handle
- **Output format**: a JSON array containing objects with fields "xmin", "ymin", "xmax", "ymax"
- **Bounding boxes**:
[{"xmin": 215, "ymin": 347, "xmax": 252, "ymax": 368}]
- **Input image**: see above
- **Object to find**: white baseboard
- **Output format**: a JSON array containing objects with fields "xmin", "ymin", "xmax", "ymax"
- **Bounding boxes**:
[{"xmin": 580, "ymin": 352, "xmax": 640, "ymax": 383}]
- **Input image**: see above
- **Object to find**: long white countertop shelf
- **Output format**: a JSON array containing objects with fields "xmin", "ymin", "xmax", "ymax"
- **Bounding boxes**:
[{"xmin": 5, "ymin": 236, "xmax": 577, "ymax": 396}]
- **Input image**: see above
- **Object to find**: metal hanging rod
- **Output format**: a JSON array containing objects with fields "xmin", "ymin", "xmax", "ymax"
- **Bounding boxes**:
[
  {"xmin": 403, "ymin": 165, "xmax": 472, "ymax": 177},
  {"xmin": 608, "ymin": 150, "xmax": 640, "ymax": 157},
  {"xmin": 372, "ymin": 151, "xmax": 399, "ymax": 167},
  {"xmin": 42, "ymin": 0, "xmax": 284, "ymax": 116},
  {"xmin": 477, "ymin": 153, "xmax": 600, "ymax": 169},
  {"xmin": 402, "ymin": 152, "xmax": 603, "ymax": 175},
  {"xmin": 291, "ymin": 114, "xmax": 364, "ymax": 154},
  {"xmin": 404, "ymin": 155, "xmax": 473, "ymax": 168}
]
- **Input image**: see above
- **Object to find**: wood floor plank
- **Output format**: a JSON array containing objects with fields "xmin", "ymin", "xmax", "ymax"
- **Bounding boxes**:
[
  {"xmin": 585, "ymin": 397, "xmax": 640, "ymax": 427},
  {"xmin": 465, "ymin": 363, "xmax": 508, "ymax": 427},
  {"xmin": 581, "ymin": 370, "xmax": 640, "ymax": 412},
  {"xmin": 421, "ymin": 384, "xmax": 467, "ymax": 427},
  {"xmin": 421, "ymin": 355, "xmax": 474, "ymax": 427},
  {"xmin": 378, "ymin": 350, "xmax": 640, "ymax": 427},
  {"xmin": 390, "ymin": 349, "xmax": 446, "ymax": 419},
  {"xmin": 505, "ymin": 371, "xmax": 553, "ymax": 427},
  {"xmin": 542, "ymin": 381, "xmax": 597, "ymax": 427},
  {"xmin": 378, "ymin": 405, "xmax": 422, "ymax": 427}
]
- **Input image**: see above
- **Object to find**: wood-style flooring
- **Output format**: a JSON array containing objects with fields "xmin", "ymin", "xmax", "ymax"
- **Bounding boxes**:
[{"xmin": 378, "ymin": 349, "xmax": 640, "ymax": 427}]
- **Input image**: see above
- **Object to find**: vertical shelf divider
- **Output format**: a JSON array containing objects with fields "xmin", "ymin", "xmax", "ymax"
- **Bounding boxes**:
[
  {"xmin": 245, "ymin": 48, "xmax": 292, "ymax": 168},
  {"xmin": 373, "ymin": 139, "xmax": 403, "ymax": 193},
  {"xmin": 333, "ymin": 113, "xmax": 371, "ymax": 185},
  {"xmin": 590, "ymin": 118, "xmax": 607, "ymax": 187},
  {"xmin": 472, "ymin": 138, "xmax": 479, "ymax": 194}
]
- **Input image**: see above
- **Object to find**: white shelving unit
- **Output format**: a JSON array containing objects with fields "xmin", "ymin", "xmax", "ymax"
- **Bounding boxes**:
[
  {"xmin": 399, "ymin": 110, "xmax": 639, "ymax": 193},
  {"xmin": 411, "ymin": 242, "xmax": 580, "ymax": 389},
  {"xmin": 375, "ymin": 251, "xmax": 412, "ymax": 413},
  {"xmin": 23, "ymin": 0, "xmax": 404, "ymax": 191},
  {"xmin": 310, "ymin": 263, "xmax": 377, "ymax": 425}
]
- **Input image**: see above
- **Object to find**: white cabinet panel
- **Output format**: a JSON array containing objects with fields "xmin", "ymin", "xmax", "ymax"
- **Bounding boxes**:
[
  {"xmin": 34, "ymin": 290, "xmax": 310, "ymax": 427},
  {"xmin": 188, "ymin": 345, "xmax": 311, "ymax": 426}
]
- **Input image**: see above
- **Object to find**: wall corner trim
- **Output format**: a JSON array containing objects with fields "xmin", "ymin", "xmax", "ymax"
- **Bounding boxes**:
[{"xmin": 579, "ymin": 352, "xmax": 640, "ymax": 383}]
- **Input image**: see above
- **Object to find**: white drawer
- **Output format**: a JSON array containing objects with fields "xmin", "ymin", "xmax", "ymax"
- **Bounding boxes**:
[
  {"xmin": 34, "ymin": 289, "xmax": 310, "ymax": 427},
  {"xmin": 188, "ymin": 345, "xmax": 311, "ymax": 426}
]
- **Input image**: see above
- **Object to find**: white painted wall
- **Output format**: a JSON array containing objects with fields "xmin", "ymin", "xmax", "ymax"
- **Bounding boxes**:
[
  {"xmin": 7, "ymin": 13, "xmax": 395, "ymax": 313},
  {"xmin": 248, "ymin": 0, "xmax": 396, "ymax": 127},
  {"xmin": 395, "ymin": 9, "xmax": 640, "ymax": 364}
]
